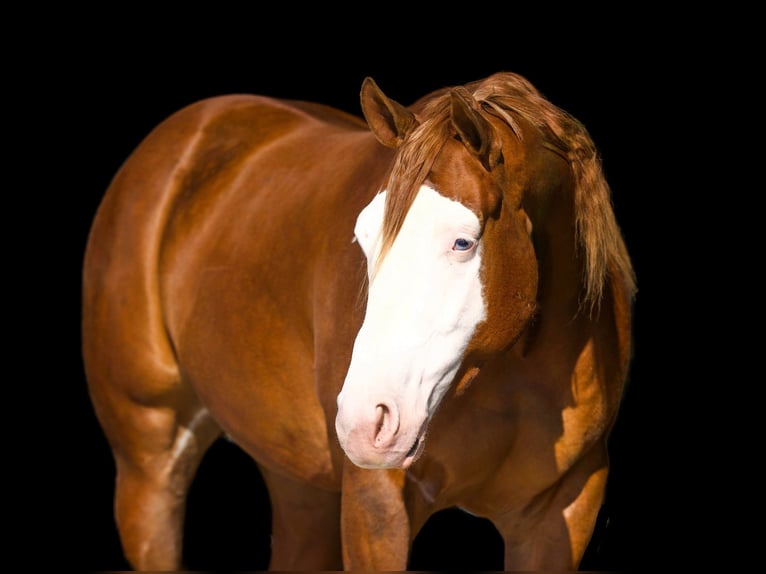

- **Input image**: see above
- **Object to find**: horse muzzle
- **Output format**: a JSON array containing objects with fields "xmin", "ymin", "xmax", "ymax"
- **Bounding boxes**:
[{"xmin": 335, "ymin": 399, "xmax": 428, "ymax": 469}]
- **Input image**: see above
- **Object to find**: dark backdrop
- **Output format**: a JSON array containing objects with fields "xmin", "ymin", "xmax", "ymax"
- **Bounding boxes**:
[{"xmin": 25, "ymin": 11, "xmax": 696, "ymax": 572}]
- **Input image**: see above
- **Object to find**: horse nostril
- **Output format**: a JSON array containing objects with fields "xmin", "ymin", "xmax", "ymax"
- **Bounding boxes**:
[
  {"xmin": 373, "ymin": 402, "xmax": 398, "ymax": 447},
  {"xmin": 374, "ymin": 404, "xmax": 386, "ymax": 436}
]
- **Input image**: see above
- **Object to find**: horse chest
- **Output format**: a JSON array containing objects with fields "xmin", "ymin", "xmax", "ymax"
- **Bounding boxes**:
[{"xmin": 409, "ymin": 364, "xmax": 604, "ymax": 515}]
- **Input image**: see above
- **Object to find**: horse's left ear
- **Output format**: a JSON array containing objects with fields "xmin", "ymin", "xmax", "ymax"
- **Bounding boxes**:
[
  {"xmin": 450, "ymin": 88, "xmax": 503, "ymax": 171},
  {"xmin": 361, "ymin": 77, "xmax": 418, "ymax": 148}
]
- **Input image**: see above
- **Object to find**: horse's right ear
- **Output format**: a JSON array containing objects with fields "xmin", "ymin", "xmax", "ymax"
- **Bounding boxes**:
[{"xmin": 360, "ymin": 77, "xmax": 418, "ymax": 148}]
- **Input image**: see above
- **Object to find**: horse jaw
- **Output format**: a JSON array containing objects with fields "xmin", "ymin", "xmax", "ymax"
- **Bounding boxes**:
[{"xmin": 335, "ymin": 186, "xmax": 486, "ymax": 469}]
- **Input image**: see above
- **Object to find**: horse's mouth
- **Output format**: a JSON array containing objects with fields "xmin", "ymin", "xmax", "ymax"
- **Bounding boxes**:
[{"xmin": 401, "ymin": 427, "xmax": 427, "ymax": 469}]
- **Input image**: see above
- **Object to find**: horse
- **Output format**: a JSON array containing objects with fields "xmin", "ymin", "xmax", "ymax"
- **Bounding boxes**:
[{"xmin": 82, "ymin": 71, "xmax": 636, "ymax": 571}]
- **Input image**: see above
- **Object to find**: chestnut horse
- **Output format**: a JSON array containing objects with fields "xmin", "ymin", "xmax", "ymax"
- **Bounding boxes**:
[{"xmin": 82, "ymin": 72, "xmax": 636, "ymax": 570}]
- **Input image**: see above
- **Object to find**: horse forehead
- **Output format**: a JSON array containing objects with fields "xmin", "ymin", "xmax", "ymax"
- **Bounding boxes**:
[
  {"xmin": 407, "ymin": 185, "xmax": 479, "ymax": 232},
  {"xmin": 426, "ymin": 137, "xmax": 502, "ymax": 217}
]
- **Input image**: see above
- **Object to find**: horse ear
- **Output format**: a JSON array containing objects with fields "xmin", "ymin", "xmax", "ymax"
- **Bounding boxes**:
[
  {"xmin": 450, "ymin": 88, "xmax": 503, "ymax": 171},
  {"xmin": 360, "ymin": 77, "xmax": 418, "ymax": 148}
]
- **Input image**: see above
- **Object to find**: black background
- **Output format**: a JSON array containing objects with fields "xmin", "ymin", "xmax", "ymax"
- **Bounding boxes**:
[{"xmin": 21, "ymin": 8, "xmax": 707, "ymax": 572}]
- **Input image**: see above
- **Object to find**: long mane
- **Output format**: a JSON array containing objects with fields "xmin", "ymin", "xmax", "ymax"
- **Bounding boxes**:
[{"xmin": 378, "ymin": 72, "xmax": 636, "ymax": 313}]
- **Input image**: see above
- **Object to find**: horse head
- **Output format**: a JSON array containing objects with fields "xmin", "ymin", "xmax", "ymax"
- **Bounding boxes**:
[{"xmin": 335, "ymin": 76, "xmax": 543, "ymax": 469}]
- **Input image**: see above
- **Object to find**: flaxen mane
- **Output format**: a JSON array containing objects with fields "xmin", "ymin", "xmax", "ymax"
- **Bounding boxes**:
[{"xmin": 379, "ymin": 72, "xmax": 636, "ymax": 314}]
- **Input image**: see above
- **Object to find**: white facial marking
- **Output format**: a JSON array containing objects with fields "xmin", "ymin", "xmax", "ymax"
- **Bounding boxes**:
[{"xmin": 336, "ymin": 185, "xmax": 486, "ymax": 468}]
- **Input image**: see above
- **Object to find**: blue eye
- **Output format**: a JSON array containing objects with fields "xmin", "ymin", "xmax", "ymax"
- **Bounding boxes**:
[{"xmin": 452, "ymin": 238, "xmax": 475, "ymax": 251}]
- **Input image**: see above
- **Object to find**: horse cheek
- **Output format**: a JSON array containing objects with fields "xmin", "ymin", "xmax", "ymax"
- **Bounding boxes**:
[{"xmin": 476, "ymin": 210, "xmax": 538, "ymax": 355}]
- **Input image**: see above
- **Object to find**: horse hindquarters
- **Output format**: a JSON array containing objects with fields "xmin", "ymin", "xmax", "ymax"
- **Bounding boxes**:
[
  {"xmin": 82, "ymin": 103, "xmax": 225, "ymax": 570},
  {"xmin": 83, "ymin": 261, "xmax": 222, "ymax": 570},
  {"xmin": 83, "ymin": 249, "xmax": 222, "ymax": 570}
]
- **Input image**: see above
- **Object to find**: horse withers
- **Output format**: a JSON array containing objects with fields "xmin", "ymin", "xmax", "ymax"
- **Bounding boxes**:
[{"xmin": 82, "ymin": 72, "xmax": 636, "ymax": 570}]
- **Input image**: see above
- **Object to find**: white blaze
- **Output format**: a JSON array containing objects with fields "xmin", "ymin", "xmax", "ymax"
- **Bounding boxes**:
[{"xmin": 336, "ymin": 185, "xmax": 486, "ymax": 468}]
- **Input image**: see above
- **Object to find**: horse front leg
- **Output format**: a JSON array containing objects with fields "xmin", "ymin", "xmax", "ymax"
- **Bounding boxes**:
[
  {"xmin": 494, "ymin": 444, "xmax": 609, "ymax": 570},
  {"xmin": 259, "ymin": 466, "xmax": 343, "ymax": 570},
  {"xmin": 340, "ymin": 461, "xmax": 411, "ymax": 570}
]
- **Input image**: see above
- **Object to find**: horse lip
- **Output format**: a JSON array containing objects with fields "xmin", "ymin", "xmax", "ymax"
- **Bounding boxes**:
[
  {"xmin": 405, "ymin": 436, "xmax": 420, "ymax": 458},
  {"xmin": 401, "ymin": 423, "xmax": 428, "ymax": 469}
]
